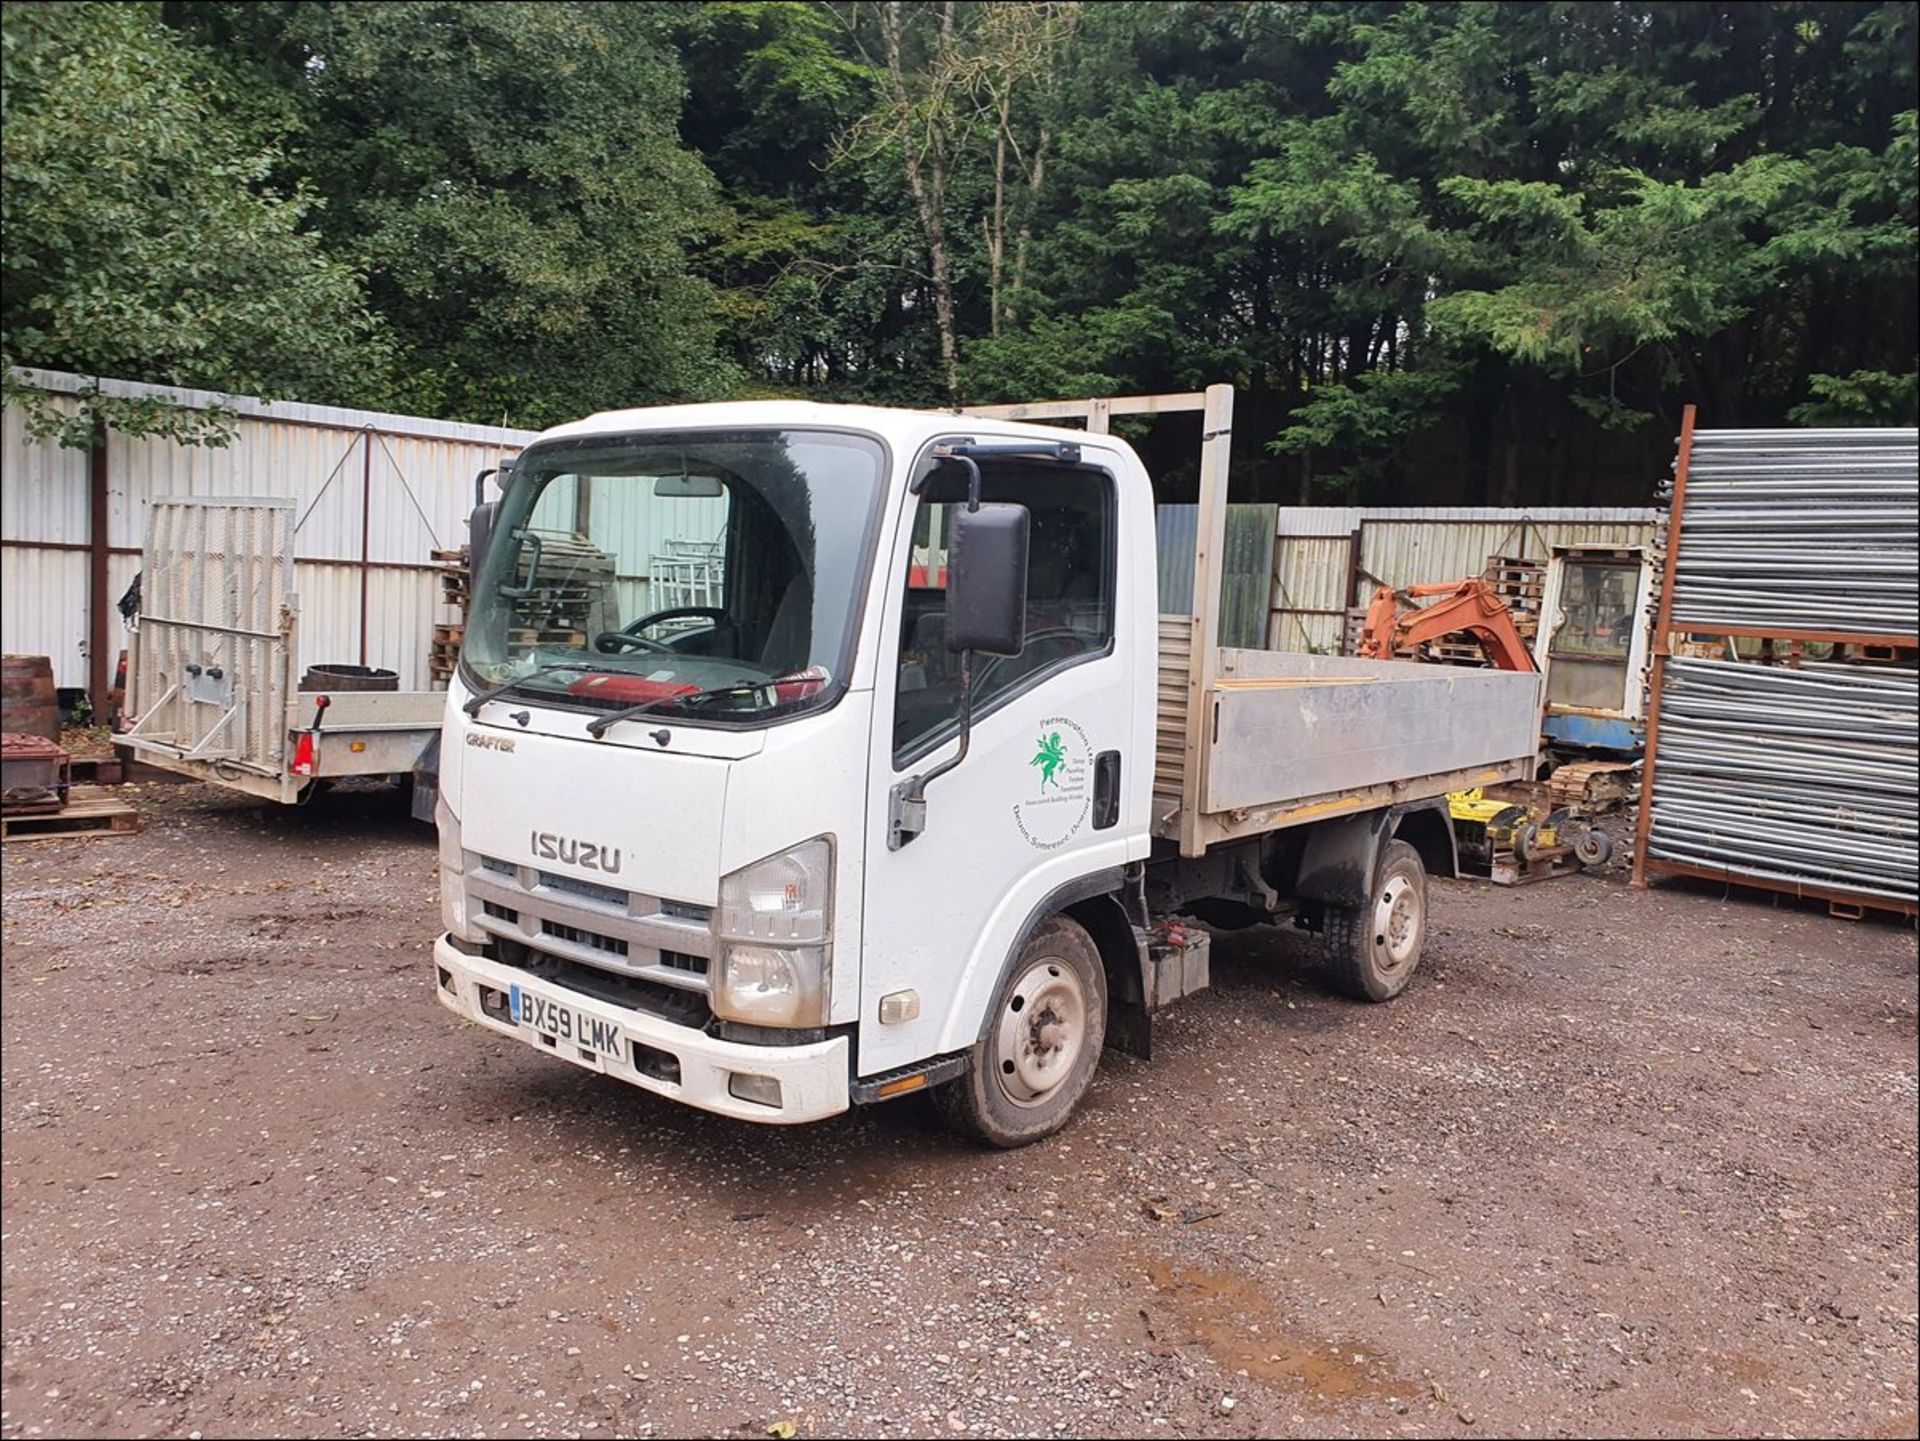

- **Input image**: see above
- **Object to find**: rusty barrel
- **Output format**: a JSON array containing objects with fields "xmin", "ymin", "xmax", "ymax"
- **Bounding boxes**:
[
  {"xmin": 0, "ymin": 655, "xmax": 61, "ymax": 741},
  {"xmin": 299, "ymin": 663, "xmax": 399, "ymax": 693}
]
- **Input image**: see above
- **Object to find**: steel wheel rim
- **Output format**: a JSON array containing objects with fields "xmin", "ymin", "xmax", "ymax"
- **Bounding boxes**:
[
  {"xmin": 993, "ymin": 959, "xmax": 1088, "ymax": 1109},
  {"xmin": 1372, "ymin": 874, "xmax": 1421, "ymax": 972}
]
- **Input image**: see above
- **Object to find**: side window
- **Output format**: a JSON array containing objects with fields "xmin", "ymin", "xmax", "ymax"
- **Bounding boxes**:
[{"xmin": 893, "ymin": 461, "xmax": 1116, "ymax": 761}]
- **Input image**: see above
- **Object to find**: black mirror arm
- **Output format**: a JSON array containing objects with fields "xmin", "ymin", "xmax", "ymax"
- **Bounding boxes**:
[
  {"xmin": 890, "ymin": 441, "xmax": 1048, "ymax": 848},
  {"xmin": 954, "ymin": 454, "xmax": 982, "ymax": 510},
  {"xmin": 887, "ymin": 651, "xmax": 975, "ymax": 850},
  {"xmin": 912, "ymin": 440, "xmax": 1081, "ymax": 494},
  {"xmin": 497, "ymin": 528, "xmax": 544, "ymax": 600}
]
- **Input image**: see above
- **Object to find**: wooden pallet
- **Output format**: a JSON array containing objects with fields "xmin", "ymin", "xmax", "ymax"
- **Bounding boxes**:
[
  {"xmin": 434, "ymin": 533, "xmax": 618, "ymax": 640},
  {"xmin": 67, "ymin": 756, "xmax": 124, "ymax": 785},
  {"xmin": 435, "ymin": 547, "xmax": 474, "ymax": 616},
  {"xmin": 1484, "ymin": 557, "xmax": 1544, "ymax": 602},
  {"xmin": 1417, "ymin": 641, "xmax": 1494, "ymax": 667},
  {"xmin": 1, "ymin": 785, "xmax": 142, "ymax": 842}
]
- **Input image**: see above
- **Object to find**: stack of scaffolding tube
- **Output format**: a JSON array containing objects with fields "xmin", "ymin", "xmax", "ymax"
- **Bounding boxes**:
[
  {"xmin": 1663, "ymin": 428, "xmax": 1918, "ymax": 637},
  {"xmin": 1646, "ymin": 657, "xmax": 1918, "ymax": 904},
  {"xmin": 1641, "ymin": 421, "xmax": 1919, "ymax": 911}
]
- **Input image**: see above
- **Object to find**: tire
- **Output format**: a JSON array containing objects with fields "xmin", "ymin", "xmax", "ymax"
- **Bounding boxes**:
[
  {"xmin": 935, "ymin": 916, "xmax": 1108, "ymax": 1148},
  {"xmin": 1575, "ymin": 828, "xmax": 1614, "ymax": 867},
  {"xmin": 1322, "ymin": 838, "xmax": 1428, "ymax": 1002},
  {"xmin": 1511, "ymin": 819, "xmax": 1542, "ymax": 864}
]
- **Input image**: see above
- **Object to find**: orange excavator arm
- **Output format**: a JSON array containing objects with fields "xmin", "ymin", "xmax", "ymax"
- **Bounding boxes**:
[{"xmin": 1356, "ymin": 577, "xmax": 1539, "ymax": 672}]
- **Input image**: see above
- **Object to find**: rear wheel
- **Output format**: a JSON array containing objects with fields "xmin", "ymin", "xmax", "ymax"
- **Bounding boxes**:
[
  {"xmin": 936, "ymin": 916, "xmax": 1107, "ymax": 1148},
  {"xmin": 1323, "ymin": 839, "xmax": 1427, "ymax": 1002}
]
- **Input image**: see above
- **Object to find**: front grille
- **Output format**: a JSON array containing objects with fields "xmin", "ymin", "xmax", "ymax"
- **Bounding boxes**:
[
  {"xmin": 468, "ymin": 853, "xmax": 714, "ymax": 1003},
  {"xmin": 493, "ymin": 940, "xmax": 711, "ymax": 1030},
  {"xmin": 539, "ymin": 870, "xmax": 626, "ymax": 907},
  {"xmin": 542, "ymin": 919, "xmax": 629, "ymax": 957}
]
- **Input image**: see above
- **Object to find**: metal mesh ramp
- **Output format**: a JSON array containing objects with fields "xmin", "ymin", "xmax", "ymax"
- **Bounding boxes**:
[{"xmin": 125, "ymin": 498, "xmax": 296, "ymax": 775}]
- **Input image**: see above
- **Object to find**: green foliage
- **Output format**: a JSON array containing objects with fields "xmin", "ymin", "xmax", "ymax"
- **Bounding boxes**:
[
  {"xmin": 1, "ymin": 1, "xmax": 380, "ymax": 444},
  {"xmin": 1271, "ymin": 365, "xmax": 1467, "ymax": 491},
  {"xmin": 165, "ymin": 0, "xmax": 738, "ymax": 427},
  {"xmin": 1787, "ymin": 370, "xmax": 1920, "ymax": 425},
  {"xmin": 2, "ymin": 0, "xmax": 1913, "ymax": 490}
]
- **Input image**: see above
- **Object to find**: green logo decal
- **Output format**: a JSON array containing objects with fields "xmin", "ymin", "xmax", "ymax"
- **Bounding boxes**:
[
  {"xmin": 1031, "ymin": 730, "xmax": 1067, "ymax": 790},
  {"xmin": 1015, "ymin": 715, "xmax": 1091, "ymax": 850}
]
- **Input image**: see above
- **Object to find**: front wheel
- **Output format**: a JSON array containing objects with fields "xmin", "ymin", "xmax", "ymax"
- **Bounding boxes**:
[
  {"xmin": 1322, "ymin": 838, "xmax": 1428, "ymax": 1002},
  {"xmin": 935, "ymin": 916, "xmax": 1107, "ymax": 1148}
]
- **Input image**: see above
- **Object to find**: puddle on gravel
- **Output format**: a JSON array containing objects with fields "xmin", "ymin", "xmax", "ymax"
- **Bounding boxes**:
[
  {"xmin": 1700, "ymin": 1350, "xmax": 1774, "ymax": 1387},
  {"xmin": 1140, "ymin": 1257, "xmax": 1407, "ymax": 1404}
]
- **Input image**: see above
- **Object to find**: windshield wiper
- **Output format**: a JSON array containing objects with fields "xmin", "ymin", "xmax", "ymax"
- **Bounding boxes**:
[
  {"xmin": 462, "ymin": 663, "xmax": 612, "ymax": 717},
  {"xmin": 582, "ymin": 680, "xmax": 761, "ymax": 739},
  {"xmin": 585, "ymin": 671, "xmax": 828, "ymax": 739}
]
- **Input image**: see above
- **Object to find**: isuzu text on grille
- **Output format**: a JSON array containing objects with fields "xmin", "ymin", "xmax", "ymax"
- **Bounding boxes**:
[{"xmin": 530, "ymin": 832, "xmax": 621, "ymax": 873}]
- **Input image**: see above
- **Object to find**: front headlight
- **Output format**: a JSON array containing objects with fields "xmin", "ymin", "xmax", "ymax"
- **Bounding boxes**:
[
  {"xmin": 713, "ymin": 837, "xmax": 832, "ymax": 1028},
  {"xmin": 437, "ymin": 797, "xmax": 476, "ymax": 940}
]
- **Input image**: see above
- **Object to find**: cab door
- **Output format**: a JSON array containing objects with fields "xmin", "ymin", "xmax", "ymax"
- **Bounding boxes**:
[{"xmin": 858, "ymin": 443, "xmax": 1152, "ymax": 1077}]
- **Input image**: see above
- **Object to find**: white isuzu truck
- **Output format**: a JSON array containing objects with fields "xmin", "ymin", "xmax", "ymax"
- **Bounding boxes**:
[{"xmin": 432, "ymin": 388, "xmax": 1542, "ymax": 1146}]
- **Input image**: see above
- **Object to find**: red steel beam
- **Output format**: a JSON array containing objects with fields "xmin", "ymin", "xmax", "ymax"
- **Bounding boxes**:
[
  {"xmin": 1641, "ymin": 856, "xmax": 1917, "ymax": 919},
  {"xmin": 1633, "ymin": 404, "xmax": 1696, "ymax": 888},
  {"xmin": 87, "ymin": 418, "xmax": 112, "ymax": 715}
]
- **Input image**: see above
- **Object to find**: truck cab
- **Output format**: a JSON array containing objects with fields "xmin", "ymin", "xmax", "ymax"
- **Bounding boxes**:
[{"xmin": 433, "ymin": 398, "xmax": 1541, "ymax": 1145}]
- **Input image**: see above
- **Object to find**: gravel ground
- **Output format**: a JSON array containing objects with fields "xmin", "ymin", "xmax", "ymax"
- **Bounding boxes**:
[{"xmin": 2, "ymin": 781, "xmax": 1916, "ymax": 1440}]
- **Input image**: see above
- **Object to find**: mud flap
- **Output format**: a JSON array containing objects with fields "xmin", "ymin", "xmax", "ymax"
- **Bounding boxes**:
[
  {"xmin": 409, "ymin": 731, "xmax": 441, "ymax": 825},
  {"xmin": 1294, "ymin": 809, "xmax": 1394, "ymax": 909}
]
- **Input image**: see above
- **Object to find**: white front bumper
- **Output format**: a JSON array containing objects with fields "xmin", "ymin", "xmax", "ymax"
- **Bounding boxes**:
[{"xmin": 433, "ymin": 937, "xmax": 850, "ymax": 1124}]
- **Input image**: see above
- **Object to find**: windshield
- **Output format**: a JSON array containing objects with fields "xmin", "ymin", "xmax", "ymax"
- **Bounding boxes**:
[{"xmin": 463, "ymin": 428, "xmax": 885, "ymax": 725}]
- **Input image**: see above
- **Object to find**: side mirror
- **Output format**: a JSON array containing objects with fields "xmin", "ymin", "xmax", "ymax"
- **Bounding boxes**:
[
  {"xmin": 469, "ymin": 501, "xmax": 498, "ymax": 584},
  {"xmin": 945, "ymin": 502, "xmax": 1028, "ymax": 656}
]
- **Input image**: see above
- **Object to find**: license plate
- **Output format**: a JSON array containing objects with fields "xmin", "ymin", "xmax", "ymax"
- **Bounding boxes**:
[{"xmin": 508, "ymin": 984, "xmax": 624, "ymax": 1061}]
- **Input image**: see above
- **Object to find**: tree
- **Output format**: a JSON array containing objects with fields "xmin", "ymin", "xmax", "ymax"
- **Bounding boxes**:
[
  {"xmin": 674, "ymin": 1, "xmax": 889, "ymax": 395},
  {"xmin": 1, "ymin": 1, "xmax": 381, "ymax": 445},
  {"xmin": 839, "ymin": 1, "xmax": 970, "ymax": 404},
  {"xmin": 1260, "ymin": 1, "xmax": 1919, "ymax": 492},
  {"xmin": 965, "ymin": 2, "xmax": 1080, "ymax": 338},
  {"xmin": 829, "ymin": 1, "xmax": 1080, "ymax": 405},
  {"xmin": 11, "ymin": 0, "xmax": 1913, "ymax": 487},
  {"xmin": 165, "ymin": 1, "xmax": 738, "ymax": 428}
]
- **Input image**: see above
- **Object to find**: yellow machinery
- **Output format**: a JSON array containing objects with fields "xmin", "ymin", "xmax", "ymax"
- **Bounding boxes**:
[{"xmin": 1448, "ymin": 785, "xmax": 1618, "ymax": 885}]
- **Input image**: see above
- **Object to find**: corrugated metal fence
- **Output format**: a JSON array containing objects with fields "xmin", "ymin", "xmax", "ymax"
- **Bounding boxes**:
[
  {"xmin": 1267, "ymin": 506, "xmax": 1661, "ymax": 653},
  {"xmin": 2, "ymin": 369, "xmax": 538, "ymax": 691},
  {"xmin": 1155, "ymin": 504, "xmax": 1276, "ymax": 648},
  {"xmin": 8, "ymin": 372, "xmax": 1667, "ymax": 694}
]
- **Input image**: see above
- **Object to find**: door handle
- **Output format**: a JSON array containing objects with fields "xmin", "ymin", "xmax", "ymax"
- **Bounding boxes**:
[{"xmin": 1093, "ymin": 749, "xmax": 1121, "ymax": 829}]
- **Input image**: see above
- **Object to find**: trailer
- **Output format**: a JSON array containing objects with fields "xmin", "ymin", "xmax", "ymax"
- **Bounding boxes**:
[{"xmin": 119, "ymin": 497, "xmax": 444, "ymax": 806}]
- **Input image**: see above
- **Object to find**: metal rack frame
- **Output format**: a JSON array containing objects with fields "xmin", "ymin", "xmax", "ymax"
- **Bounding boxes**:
[{"xmin": 1632, "ymin": 405, "xmax": 1919, "ymax": 916}]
